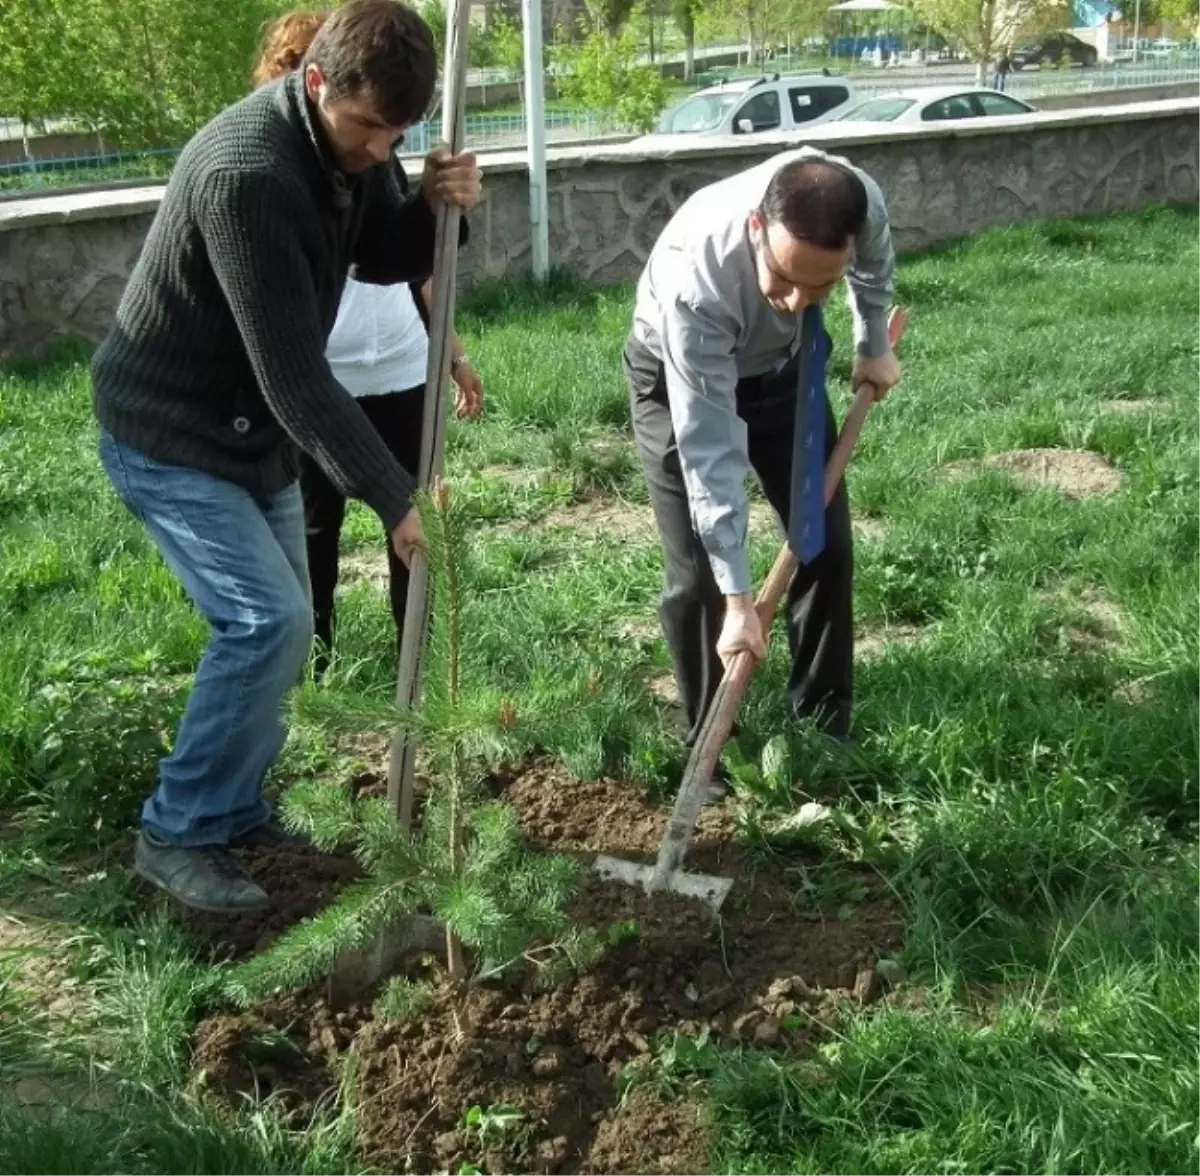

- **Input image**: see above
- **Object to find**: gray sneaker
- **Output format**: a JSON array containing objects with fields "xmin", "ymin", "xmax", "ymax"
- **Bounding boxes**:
[{"xmin": 134, "ymin": 830, "xmax": 269, "ymax": 914}]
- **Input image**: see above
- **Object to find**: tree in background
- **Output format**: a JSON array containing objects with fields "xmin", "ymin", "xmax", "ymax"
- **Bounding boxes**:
[
  {"xmin": 473, "ymin": 9, "xmax": 525, "ymax": 70},
  {"xmin": 419, "ymin": 0, "xmax": 449, "ymax": 60},
  {"xmin": 0, "ymin": 0, "xmax": 277, "ymax": 149},
  {"xmin": 670, "ymin": 0, "xmax": 701, "ymax": 77},
  {"xmin": 1131, "ymin": 0, "xmax": 1200, "ymax": 30},
  {"xmin": 553, "ymin": 5, "xmax": 670, "ymax": 131},
  {"xmin": 909, "ymin": 0, "xmax": 1071, "ymax": 81},
  {"xmin": 0, "ymin": 0, "xmax": 79, "ymax": 158},
  {"xmin": 705, "ymin": 0, "xmax": 826, "ymax": 65}
]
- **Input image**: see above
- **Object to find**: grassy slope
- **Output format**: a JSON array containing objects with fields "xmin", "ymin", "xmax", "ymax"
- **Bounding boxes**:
[{"xmin": 0, "ymin": 207, "xmax": 1196, "ymax": 1174}]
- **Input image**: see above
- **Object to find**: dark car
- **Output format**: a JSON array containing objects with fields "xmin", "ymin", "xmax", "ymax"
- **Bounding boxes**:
[{"xmin": 1010, "ymin": 31, "xmax": 1099, "ymax": 68}]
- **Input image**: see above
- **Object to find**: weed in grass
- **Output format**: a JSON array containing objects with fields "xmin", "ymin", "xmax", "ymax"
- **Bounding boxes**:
[{"xmin": 85, "ymin": 914, "xmax": 223, "ymax": 1088}]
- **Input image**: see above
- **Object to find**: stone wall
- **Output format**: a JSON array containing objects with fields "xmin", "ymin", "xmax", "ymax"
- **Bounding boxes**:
[
  {"xmin": 1, "ymin": 98, "xmax": 1196, "ymax": 361},
  {"xmin": 1030, "ymin": 81, "xmax": 1199, "ymax": 110},
  {"xmin": 458, "ymin": 97, "xmax": 1200, "ymax": 286}
]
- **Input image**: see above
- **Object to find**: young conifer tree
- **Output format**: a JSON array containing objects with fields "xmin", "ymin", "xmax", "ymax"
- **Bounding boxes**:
[{"xmin": 226, "ymin": 483, "xmax": 600, "ymax": 1028}]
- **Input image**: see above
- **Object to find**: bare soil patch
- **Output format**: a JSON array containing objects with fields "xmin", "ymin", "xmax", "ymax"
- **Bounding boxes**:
[
  {"xmin": 945, "ymin": 448, "xmax": 1124, "ymax": 499},
  {"xmin": 189, "ymin": 761, "xmax": 902, "ymax": 1174},
  {"xmin": 178, "ymin": 845, "xmax": 362, "ymax": 962},
  {"xmin": 339, "ymin": 547, "xmax": 389, "ymax": 592},
  {"xmin": 1037, "ymin": 586, "xmax": 1125, "ymax": 654},
  {"xmin": 541, "ymin": 497, "xmax": 658, "ymax": 545},
  {"xmin": 856, "ymin": 622, "xmax": 925, "ymax": 661},
  {"xmin": 0, "ymin": 914, "xmax": 87, "ymax": 1026},
  {"xmin": 1065, "ymin": 589, "xmax": 1124, "ymax": 652},
  {"xmin": 853, "ymin": 516, "xmax": 887, "ymax": 543}
]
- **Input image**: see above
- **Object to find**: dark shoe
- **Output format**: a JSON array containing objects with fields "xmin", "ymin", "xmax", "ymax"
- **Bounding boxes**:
[
  {"xmin": 134, "ymin": 831, "xmax": 268, "ymax": 914},
  {"xmin": 229, "ymin": 813, "xmax": 310, "ymax": 851}
]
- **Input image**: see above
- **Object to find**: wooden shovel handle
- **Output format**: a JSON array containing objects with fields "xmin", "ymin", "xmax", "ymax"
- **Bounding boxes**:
[{"xmin": 684, "ymin": 306, "xmax": 910, "ymax": 789}]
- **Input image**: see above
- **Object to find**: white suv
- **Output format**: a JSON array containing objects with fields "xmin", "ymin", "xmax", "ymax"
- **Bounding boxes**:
[{"xmin": 639, "ymin": 73, "xmax": 859, "ymax": 143}]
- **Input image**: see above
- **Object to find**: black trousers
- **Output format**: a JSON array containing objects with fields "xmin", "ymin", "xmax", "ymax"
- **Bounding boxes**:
[
  {"xmin": 298, "ymin": 386, "xmax": 424, "ymax": 664},
  {"xmin": 624, "ymin": 333, "xmax": 854, "ymax": 743}
]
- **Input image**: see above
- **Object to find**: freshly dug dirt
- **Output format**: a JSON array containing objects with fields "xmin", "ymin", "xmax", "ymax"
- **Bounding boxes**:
[
  {"xmin": 188, "ymin": 762, "xmax": 904, "ymax": 1174},
  {"xmin": 179, "ymin": 844, "xmax": 362, "ymax": 961},
  {"xmin": 945, "ymin": 447, "xmax": 1124, "ymax": 499}
]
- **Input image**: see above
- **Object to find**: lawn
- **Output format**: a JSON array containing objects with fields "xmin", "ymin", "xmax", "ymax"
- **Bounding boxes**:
[{"xmin": 0, "ymin": 207, "xmax": 1197, "ymax": 1175}]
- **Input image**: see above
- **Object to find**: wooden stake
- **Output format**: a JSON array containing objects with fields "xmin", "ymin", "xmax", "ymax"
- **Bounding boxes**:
[{"xmin": 388, "ymin": 0, "xmax": 473, "ymax": 830}]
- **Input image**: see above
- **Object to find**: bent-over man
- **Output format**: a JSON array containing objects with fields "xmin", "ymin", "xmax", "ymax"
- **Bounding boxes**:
[{"xmin": 624, "ymin": 146, "xmax": 900, "ymax": 751}]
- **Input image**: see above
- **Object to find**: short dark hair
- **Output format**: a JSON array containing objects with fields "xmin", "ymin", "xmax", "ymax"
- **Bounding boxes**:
[
  {"xmin": 760, "ymin": 158, "xmax": 869, "ymax": 250},
  {"xmin": 303, "ymin": 0, "xmax": 437, "ymax": 128}
]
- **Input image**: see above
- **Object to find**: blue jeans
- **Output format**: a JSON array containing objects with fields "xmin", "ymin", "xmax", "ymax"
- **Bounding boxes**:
[{"xmin": 98, "ymin": 432, "xmax": 313, "ymax": 846}]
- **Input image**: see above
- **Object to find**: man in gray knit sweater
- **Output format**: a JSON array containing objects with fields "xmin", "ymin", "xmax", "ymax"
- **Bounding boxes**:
[{"xmin": 92, "ymin": 0, "xmax": 480, "ymax": 914}]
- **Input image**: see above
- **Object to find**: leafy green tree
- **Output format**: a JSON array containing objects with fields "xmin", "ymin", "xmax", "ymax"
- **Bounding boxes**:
[
  {"xmin": 0, "ymin": 0, "xmax": 277, "ymax": 148},
  {"xmin": 419, "ymin": 0, "xmax": 449, "ymax": 62},
  {"xmin": 909, "ymin": 0, "xmax": 1071, "ymax": 81},
  {"xmin": 1152, "ymin": 0, "xmax": 1199, "ymax": 29},
  {"xmin": 670, "ymin": 0, "xmax": 701, "ymax": 79},
  {"xmin": 553, "ymin": 18, "xmax": 669, "ymax": 131},
  {"xmin": 0, "ymin": 0, "xmax": 84, "ymax": 154},
  {"xmin": 474, "ymin": 8, "xmax": 525, "ymax": 68},
  {"xmin": 710, "ymin": 0, "xmax": 824, "ymax": 64},
  {"xmin": 583, "ymin": 0, "xmax": 640, "ymax": 36}
]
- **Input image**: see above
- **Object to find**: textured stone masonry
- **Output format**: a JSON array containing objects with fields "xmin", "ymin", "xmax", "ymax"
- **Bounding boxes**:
[{"xmin": 1, "ymin": 98, "xmax": 1196, "ymax": 361}]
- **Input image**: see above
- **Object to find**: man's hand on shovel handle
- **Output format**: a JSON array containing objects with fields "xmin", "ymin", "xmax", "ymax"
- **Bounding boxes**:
[
  {"xmin": 718, "ymin": 593, "xmax": 769, "ymax": 669},
  {"xmin": 853, "ymin": 348, "xmax": 902, "ymax": 402},
  {"xmin": 391, "ymin": 507, "xmax": 427, "ymax": 568}
]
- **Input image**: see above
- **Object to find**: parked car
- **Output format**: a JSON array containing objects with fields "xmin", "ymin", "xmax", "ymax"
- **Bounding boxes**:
[
  {"xmin": 641, "ymin": 73, "xmax": 859, "ymax": 142},
  {"xmin": 1010, "ymin": 31, "xmax": 1098, "ymax": 68},
  {"xmin": 832, "ymin": 86, "xmax": 1037, "ymax": 125}
]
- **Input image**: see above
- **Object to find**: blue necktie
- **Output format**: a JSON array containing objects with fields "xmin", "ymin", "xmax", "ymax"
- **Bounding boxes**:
[{"xmin": 788, "ymin": 303, "xmax": 827, "ymax": 566}]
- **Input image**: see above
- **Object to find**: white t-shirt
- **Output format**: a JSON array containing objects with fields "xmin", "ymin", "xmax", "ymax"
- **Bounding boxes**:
[{"xmin": 326, "ymin": 278, "xmax": 429, "ymax": 397}]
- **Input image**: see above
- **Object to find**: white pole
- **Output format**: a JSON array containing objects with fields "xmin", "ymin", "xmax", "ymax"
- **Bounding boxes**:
[{"xmin": 522, "ymin": 0, "xmax": 549, "ymax": 280}]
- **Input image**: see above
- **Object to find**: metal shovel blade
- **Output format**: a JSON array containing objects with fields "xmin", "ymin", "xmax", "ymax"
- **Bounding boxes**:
[{"xmin": 592, "ymin": 853, "xmax": 733, "ymax": 912}]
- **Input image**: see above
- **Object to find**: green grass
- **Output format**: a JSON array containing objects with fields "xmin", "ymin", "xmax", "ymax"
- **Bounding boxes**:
[{"xmin": 1, "ymin": 206, "xmax": 1197, "ymax": 1173}]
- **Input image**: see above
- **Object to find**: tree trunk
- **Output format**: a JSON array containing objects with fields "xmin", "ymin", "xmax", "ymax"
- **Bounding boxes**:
[
  {"xmin": 19, "ymin": 116, "xmax": 33, "ymax": 171},
  {"xmin": 976, "ymin": 57, "xmax": 988, "ymax": 84},
  {"xmin": 684, "ymin": 22, "xmax": 695, "ymax": 80}
]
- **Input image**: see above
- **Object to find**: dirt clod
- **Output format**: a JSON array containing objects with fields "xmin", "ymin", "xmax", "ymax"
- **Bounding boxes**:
[{"xmin": 945, "ymin": 447, "xmax": 1124, "ymax": 499}]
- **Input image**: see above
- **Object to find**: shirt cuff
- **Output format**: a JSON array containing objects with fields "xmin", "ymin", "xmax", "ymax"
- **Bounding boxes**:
[
  {"xmin": 855, "ymin": 309, "xmax": 891, "ymax": 358},
  {"xmin": 708, "ymin": 545, "xmax": 752, "ymax": 597}
]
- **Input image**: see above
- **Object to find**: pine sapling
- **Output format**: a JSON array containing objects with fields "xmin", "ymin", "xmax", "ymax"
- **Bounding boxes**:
[{"xmin": 225, "ymin": 481, "xmax": 602, "ymax": 1020}]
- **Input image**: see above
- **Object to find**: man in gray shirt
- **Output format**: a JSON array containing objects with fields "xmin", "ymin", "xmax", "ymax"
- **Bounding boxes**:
[{"xmin": 624, "ymin": 145, "xmax": 900, "ymax": 746}]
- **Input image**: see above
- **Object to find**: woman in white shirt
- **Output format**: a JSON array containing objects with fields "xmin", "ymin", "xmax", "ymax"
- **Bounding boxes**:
[
  {"xmin": 254, "ymin": 11, "xmax": 484, "ymax": 670},
  {"xmin": 306, "ymin": 277, "xmax": 482, "ymax": 668}
]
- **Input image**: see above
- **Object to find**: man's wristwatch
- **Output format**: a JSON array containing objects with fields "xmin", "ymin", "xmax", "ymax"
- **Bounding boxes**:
[{"xmin": 450, "ymin": 353, "xmax": 469, "ymax": 372}]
